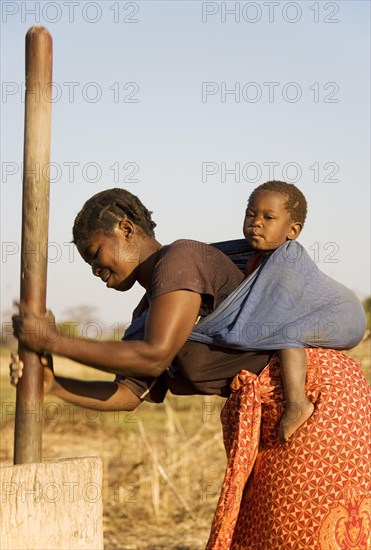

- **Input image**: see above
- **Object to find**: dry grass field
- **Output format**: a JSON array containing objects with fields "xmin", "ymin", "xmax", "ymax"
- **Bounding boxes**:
[{"xmin": 1, "ymin": 338, "xmax": 370, "ymax": 550}]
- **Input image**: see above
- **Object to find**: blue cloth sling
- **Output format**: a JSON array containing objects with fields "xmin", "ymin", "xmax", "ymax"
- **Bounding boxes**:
[
  {"xmin": 124, "ymin": 240, "xmax": 366, "ymax": 352},
  {"xmin": 189, "ymin": 241, "xmax": 366, "ymax": 350}
]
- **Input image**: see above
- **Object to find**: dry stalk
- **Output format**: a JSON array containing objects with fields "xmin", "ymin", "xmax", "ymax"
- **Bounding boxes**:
[
  {"xmin": 133, "ymin": 432, "xmax": 222, "ymax": 486},
  {"xmin": 137, "ymin": 420, "xmax": 197, "ymax": 521}
]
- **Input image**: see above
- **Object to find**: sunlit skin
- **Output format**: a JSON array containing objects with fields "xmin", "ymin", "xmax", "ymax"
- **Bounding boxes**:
[
  {"xmin": 243, "ymin": 190, "xmax": 302, "ymax": 251},
  {"xmin": 12, "ymin": 218, "xmax": 202, "ymax": 412},
  {"xmin": 76, "ymin": 220, "xmax": 158, "ymax": 293},
  {"xmin": 243, "ymin": 190, "xmax": 314, "ymax": 442}
]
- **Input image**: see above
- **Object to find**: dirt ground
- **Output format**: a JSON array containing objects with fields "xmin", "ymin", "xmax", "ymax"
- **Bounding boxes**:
[
  {"xmin": 1, "ymin": 338, "xmax": 370, "ymax": 549},
  {"xmin": 1, "ymin": 350, "xmax": 227, "ymax": 549}
]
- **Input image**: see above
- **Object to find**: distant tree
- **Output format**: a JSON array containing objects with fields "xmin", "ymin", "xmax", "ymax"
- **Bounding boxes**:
[
  {"xmin": 56, "ymin": 321, "xmax": 81, "ymax": 339},
  {"xmin": 1, "ymin": 308, "xmax": 17, "ymax": 347},
  {"xmin": 363, "ymin": 297, "xmax": 371, "ymax": 332},
  {"xmin": 62, "ymin": 305, "xmax": 99, "ymax": 325},
  {"xmin": 60, "ymin": 304, "xmax": 104, "ymax": 341}
]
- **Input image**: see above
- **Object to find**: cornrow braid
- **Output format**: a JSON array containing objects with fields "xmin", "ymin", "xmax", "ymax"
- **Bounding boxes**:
[
  {"xmin": 248, "ymin": 180, "xmax": 307, "ymax": 225},
  {"xmin": 72, "ymin": 188, "xmax": 157, "ymax": 243}
]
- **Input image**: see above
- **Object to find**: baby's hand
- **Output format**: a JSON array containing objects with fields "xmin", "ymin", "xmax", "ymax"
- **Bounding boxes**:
[{"xmin": 9, "ymin": 352, "xmax": 24, "ymax": 386}]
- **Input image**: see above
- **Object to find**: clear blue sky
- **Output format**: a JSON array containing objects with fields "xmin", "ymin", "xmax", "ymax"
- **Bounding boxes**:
[{"xmin": 1, "ymin": 1, "xmax": 370, "ymax": 329}]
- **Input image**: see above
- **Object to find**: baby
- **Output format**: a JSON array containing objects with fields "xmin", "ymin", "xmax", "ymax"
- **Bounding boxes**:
[{"xmin": 243, "ymin": 180, "xmax": 314, "ymax": 442}]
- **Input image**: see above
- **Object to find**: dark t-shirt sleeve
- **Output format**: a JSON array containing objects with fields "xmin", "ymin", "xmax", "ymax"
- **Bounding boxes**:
[{"xmin": 150, "ymin": 239, "xmax": 243, "ymax": 315}]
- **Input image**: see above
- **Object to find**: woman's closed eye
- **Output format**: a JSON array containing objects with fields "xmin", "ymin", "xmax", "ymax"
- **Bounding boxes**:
[{"xmin": 90, "ymin": 248, "xmax": 100, "ymax": 263}]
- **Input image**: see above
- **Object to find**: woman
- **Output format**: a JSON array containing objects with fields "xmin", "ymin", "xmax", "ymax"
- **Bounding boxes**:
[{"xmin": 12, "ymin": 188, "xmax": 371, "ymax": 549}]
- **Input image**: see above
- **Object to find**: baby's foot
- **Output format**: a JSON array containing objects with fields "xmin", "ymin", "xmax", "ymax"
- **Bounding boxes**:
[{"xmin": 278, "ymin": 399, "xmax": 314, "ymax": 443}]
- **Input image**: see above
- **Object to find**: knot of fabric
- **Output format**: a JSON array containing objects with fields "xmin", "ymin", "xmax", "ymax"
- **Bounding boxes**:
[{"xmin": 230, "ymin": 369, "xmax": 258, "ymax": 393}]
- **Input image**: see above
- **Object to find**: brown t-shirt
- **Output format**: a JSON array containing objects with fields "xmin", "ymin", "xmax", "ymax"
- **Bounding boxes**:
[{"xmin": 119, "ymin": 240, "xmax": 271, "ymax": 402}]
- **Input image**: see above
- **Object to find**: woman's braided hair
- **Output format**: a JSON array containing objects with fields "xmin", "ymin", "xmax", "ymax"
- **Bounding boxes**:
[
  {"xmin": 72, "ymin": 188, "xmax": 157, "ymax": 243},
  {"xmin": 248, "ymin": 180, "xmax": 307, "ymax": 225}
]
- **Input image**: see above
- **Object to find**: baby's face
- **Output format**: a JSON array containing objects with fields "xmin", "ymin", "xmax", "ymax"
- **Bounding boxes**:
[{"xmin": 243, "ymin": 191, "xmax": 300, "ymax": 251}]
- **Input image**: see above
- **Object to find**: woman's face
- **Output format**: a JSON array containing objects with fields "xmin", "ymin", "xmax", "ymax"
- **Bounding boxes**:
[{"xmin": 76, "ymin": 225, "xmax": 141, "ymax": 292}]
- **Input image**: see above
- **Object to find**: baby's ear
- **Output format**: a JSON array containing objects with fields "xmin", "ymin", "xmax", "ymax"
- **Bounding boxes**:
[{"xmin": 287, "ymin": 222, "xmax": 302, "ymax": 240}]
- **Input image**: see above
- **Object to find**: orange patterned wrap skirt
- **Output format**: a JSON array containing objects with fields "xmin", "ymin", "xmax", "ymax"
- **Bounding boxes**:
[{"xmin": 206, "ymin": 348, "xmax": 371, "ymax": 549}]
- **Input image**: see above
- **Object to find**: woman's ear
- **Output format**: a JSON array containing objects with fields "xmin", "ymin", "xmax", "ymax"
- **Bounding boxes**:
[
  {"xmin": 118, "ymin": 218, "xmax": 135, "ymax": 239},
  {"xmin": 287, "ymin": 222, "xmax": 302, "ymax": 241}
]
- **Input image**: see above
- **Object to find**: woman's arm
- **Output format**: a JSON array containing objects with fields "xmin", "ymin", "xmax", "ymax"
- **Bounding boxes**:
[
  {"xmin": 53, "ymin": 377, "xmax": 141, "ymax": 411},
  {"xmin": 12, "ymin": 290, "xmax": 202, "ymax": 378},
  {"xmin": 9, "ymin": 353, "xmax": 141, "ymax": 411}
]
